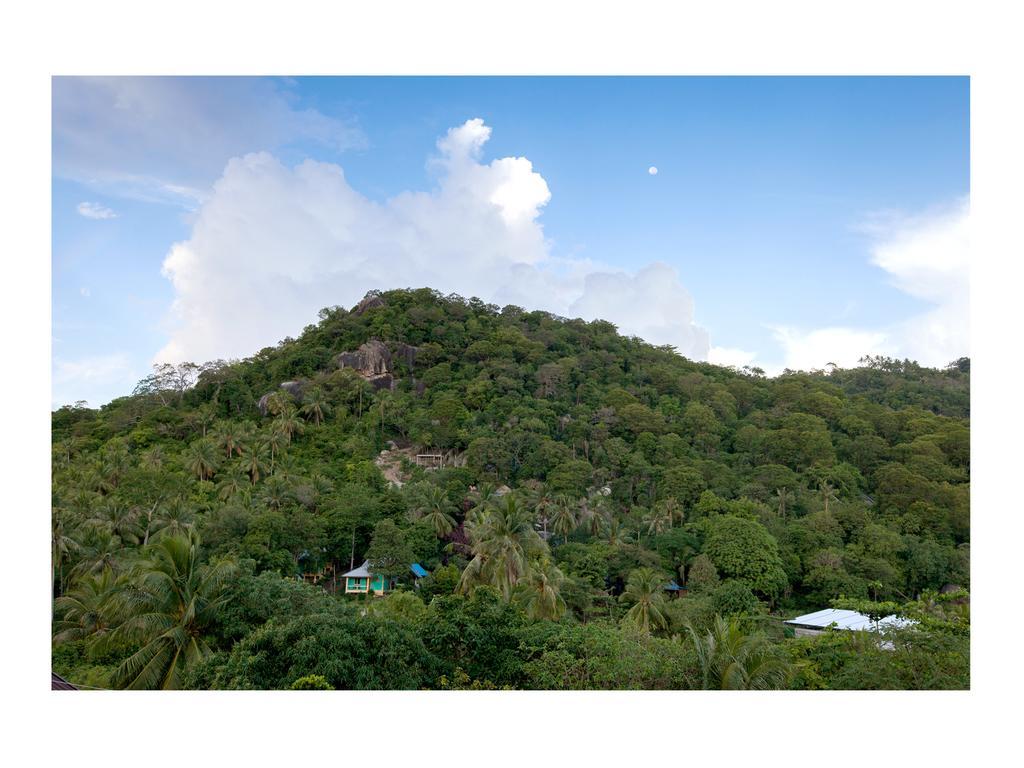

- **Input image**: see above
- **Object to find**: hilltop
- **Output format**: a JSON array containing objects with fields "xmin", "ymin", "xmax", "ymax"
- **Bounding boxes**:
[{"xmin": 51, "ymin": 287, "xmax": 970, "ymax": 690}]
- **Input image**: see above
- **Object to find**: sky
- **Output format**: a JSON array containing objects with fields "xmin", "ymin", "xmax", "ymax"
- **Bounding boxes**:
[{"xmin": 52, "ymin": 76, "xmax": 969, "ymax": 408}]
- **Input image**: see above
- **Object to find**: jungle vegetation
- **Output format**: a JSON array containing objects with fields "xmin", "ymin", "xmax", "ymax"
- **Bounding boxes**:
[{"xmin": 51, "ymin": 288, "xmax": 970, "ymax": 689}]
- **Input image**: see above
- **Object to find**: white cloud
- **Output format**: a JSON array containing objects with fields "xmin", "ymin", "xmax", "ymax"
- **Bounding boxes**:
[
  {"xmin": 569, "ymin": 264, "xmax": 709, "ymax": 358},
  {"xmin": 52, "ymin": 353, "xmax": 137, "ymax": 409},
  {"xmin": 54, "ymin": 77, "xmax": 365, "ymax": 207},
  {"xmin": 157, "ymin": 119, "xmax": 710, "ymax": 365},
  {"xmin": 768, "ymin": 200, "xmax": 969, "ymax": 372},
  {"xmin": 708, "ymin": 345, "xmax": 758, "ymax": 369},
  {"xmin": 76, "ymin": 201, "xmax": 117, "ymax": 219},
  {"xmin": 771, "ymin": 326, "xmax": 895, "ymax": 373},
  {"xmin": 79, "ymin": 286, "xmax": 91, "ymax": 297}
]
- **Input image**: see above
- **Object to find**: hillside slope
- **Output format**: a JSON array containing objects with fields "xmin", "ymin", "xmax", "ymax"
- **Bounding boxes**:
[{"xmin": 51, "ymin": 287, "xmax": 970, "ymax": 689}]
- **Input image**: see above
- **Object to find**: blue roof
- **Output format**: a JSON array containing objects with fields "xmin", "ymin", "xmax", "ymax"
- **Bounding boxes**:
[
  {"xmin": 664, "ymin": 580, "xmax": 686, "ymax": 591},
  {"xmin": 410, "ymin": 563, "xmax": 429, "ymax": 578}
]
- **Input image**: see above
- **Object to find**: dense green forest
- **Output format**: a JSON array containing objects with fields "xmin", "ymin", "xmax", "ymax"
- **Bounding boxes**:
[{"xmin": 51, "ymin": 288, "xmax": 970, "ymax": 690}]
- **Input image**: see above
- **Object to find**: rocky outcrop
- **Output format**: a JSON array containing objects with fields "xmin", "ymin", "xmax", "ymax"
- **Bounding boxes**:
[
  {"xmin": 337, "ymin": 339, "xmax": 395, "ymax": 390},
  {"xmin": 393, "ymin": 342, "xmax": 419, "ymax": 372},
  {"xmin": 353, "ymin": 292, "xmax": 385, "ymax": 316},
  {"xmin": 257, "ymin": 380, "xmax": 306, "ymax": 416},
  {"xmin": 337, "ymin": 339, "xmax": 391, "ymax": 377}
]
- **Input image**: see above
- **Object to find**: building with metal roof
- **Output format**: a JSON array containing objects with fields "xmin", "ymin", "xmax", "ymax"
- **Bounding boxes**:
[
  {"xmin": 664, "ymin": 580, "xmax": 688, "ymax": 597},
  {"xmin": 784, "ymin": 608, "xmax": 915, "ymax": 638}
]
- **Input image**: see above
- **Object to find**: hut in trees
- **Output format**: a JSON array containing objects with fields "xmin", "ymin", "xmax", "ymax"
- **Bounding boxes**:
[{"xmin": 341, "ymin": 561, "xmax": 430, "ymax": 595}]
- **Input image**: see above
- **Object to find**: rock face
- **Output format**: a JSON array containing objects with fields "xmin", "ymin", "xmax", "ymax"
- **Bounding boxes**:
[
  {"xmin": 337, "ymin": 339, "xmax": 394, "ymax": 390},
  {"xmin": 353, "ymin": 292, "xmax": 385, "ymax": 316},
  {"xmin": 257, "ymin": 380, "xmax": 306, "ymax": 416},
  {"xmin": 337, "ymin": 339, "xmax": 392, "ymax": 376}
]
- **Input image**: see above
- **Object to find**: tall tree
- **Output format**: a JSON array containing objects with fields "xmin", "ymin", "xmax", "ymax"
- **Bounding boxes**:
[
  {"xmin": 413, "ymin": 486, "xmax": 457, "ymax": 539},
  {"xmin": 620, "ymin": 567, "xmax": 669, "ymax": 634},
  {"xmin": 460, "ymin": 493, "xmax": 547, "ymax": 600},
  {"xmin": 112, "ymin": 531, "xmax": 234, "ymax": 689},
  {"xmin": 519, "ymin": 558, "xmax": 567, "ymax": 621},
  {"xmin": 184, "ymin": 438, "xmax": 219, "ymax": 482},
  {"xmin": 300, "ymin": 387, "xmax": 331, "ymax": 426},
  {"xmin": 686, "ymin": 615, "xmax": 791, "ymax": 690},
  {"xmin": 549, "ymin": 494, "xmax": 579, "ymax": 544}
]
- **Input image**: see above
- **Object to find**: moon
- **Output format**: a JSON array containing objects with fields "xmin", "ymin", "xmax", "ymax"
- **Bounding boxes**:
[{"xmin": 648, "ymin": 166, "xmax": 658, "ymax": 176}]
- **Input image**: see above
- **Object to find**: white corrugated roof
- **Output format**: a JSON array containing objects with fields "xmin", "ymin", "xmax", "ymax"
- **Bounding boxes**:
[
  {"xmin": 341, "ymin": 560, "xmax": 372, "ymax": 578},
  {"xmin": 785, "ymin": 608, "xmax": 914, "ymax": 632}
]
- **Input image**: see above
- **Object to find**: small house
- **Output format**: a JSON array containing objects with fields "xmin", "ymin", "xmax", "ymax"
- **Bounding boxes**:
[
  {"xmin": 342, "ymin": 560, "xmax": 430, "ymax": 595},
  {"xmin": 664, "ymin": 580, "xmax": 688, "ymax": 598},
  {"xmin": 341, "ymin": 561, "xmax": 394, "ymax": 595},
  {"xmin": 410, "ymin": 562, "xmax": 429, "ymax": 587}
]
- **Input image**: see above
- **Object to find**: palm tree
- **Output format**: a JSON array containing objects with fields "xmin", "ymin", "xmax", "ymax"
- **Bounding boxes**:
[
  {"xmin": 519, "ymin": 558, "xmax": 567, "ymax": 621},
  {"xmin": 214, "ymin": 421, "xmax": 244, "ymax": 459},
  {"xmin": 261, "ymin": 474, "xmax": 293, "ymax": 510},
  {"xmin": 775, "ymin": 488, "xmax": 792, "ymax": 519},
  {"xmin": 216, "ymin": 468, "xmax": 249, "ymax": 502},
  {"xmin": 524, "ymin": 481, "xmax": 555, "ymax": 538},
  {"xmin": 53, "ymin": 567, "xmax": 126, "ymax": 648},
  {"xmin": 620, "ymin": 567, "xmax": 669, "ymax": 634},
  {"xmin": 309, "ymin": 473, "xmax": 334, "ymax": 500},
  {"xmin": 466, "ymin": 483, "xmax": 499, "ymax": 526},
  {"xmin": 87, "ymin": 502, "xmax": 142, "ymax": 546},
  {"xmin": 460, "ymin": 493, "xmax": 547, "ymax": 601},
  {"xmin": 374, "ymin": 389, "xmax": 392, "ymax": 444},
  {"xmin": 111, "ymin": 531, "xmax": 235, "ymax": 689},
  {"xmin": 657, "ymin": 497, "xmax": 684, "ymax": 527},
  {"xmin": 641, "ymin": 505, "xmax": 672, "ymax": 536},
  {"xmin": 686, "ymin": 615, "xmax": 792, "ymax": 690},
  {"xmin": 604, "ymin": 519, "xmax": 629, "ymax": 548},
  {"xmin": 264, "ymin": 390, "xmax": 292, "ymax": 418},
  {"xmin": 101, "ymin": 448, "xmax": 132, "ymax": 489},
  {"xmin": 191, "ymin": 404, "xmax": 217, "ymax": 438},
  {"xmin": 576, "ymin": 492, "xmax": 609, "ymax": 538},
  {"xmin": 549, "ymin": 494, "xmax": 578, "ymax": 544},
  {"xmin": 265, "ymin": 426, "xmax": 288, "ymax": 471},
  {"xmin": 414, "ymin": 486, "xmax": 457, "ymax": 539},
  {"xmin": 300, "ymin": 387, "xmax": 331, "ymax": 426},
  {"xmin": 184, "ymin": 438, "xmax": 219, "ymax": 481},
  {"xmin": 819, "ymin": 480, "xmax": 838, "ymax": 515},
  {"xmin": 52, "ymin": 508, "xmax": 81, "ymax": 597},
  {"xmin": 273, "ymin": 406, "xmax": 304, "ymax": 442},
  {"xmin": 70, "ymin": 529, "xmax": 126, "ymax": 580},
  {"xmin": 56, "ymin": 437, "xmax": 80, "ymax": 466},
  {"xmin": 150, "ymin": 499, "xmax": 195, "ymax": 540},
  {"xmin": 241, "ymin": 440, "xmax": 270, "ymax": 484},
  {"xmin": 141, "ymin": 446, "xmax": 166, "ymax": 471}
]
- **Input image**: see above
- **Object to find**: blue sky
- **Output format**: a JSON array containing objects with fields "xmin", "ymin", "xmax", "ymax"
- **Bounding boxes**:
[{"xmin": 52, "ymin": 76, "xmax": 969, "ymax": 408}]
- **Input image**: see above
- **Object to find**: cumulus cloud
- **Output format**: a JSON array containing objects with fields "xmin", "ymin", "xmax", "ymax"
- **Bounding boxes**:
[
  {"xmin": 569, "ymin": 264, "xmax": 709, "ymax": 356},
  {"xmin": 769, "ymin": 200, "xmax": 969, "ymax": 372},
  {"xmin": 708, "ymin": 345, "xmax": 758, "ymax": 369},
  {"xmin": 52, "ymin": 353, "xmax": 137, "ymax": 409},
  {"xmin": 76, "ymin": 201, "xmax": 117, "ymax": 219},
  {"xmin": 53, "ymin": 77, "xmax": 365, "ymax": 207},
  {"xmin": 157, "ymin": 119, "xmax": 709, "ymax": 365}
]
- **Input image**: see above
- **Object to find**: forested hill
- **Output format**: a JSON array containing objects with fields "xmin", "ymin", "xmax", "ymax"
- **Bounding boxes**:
[{"xmin": 51, "ymin": 288, "xmax": 970, "ymax": 690}]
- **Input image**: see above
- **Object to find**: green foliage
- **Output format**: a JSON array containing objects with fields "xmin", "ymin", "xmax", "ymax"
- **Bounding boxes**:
[
  {"xmin": 290, "ymin": 674, "xmax": 334, "ymax": 690},
  {"xmin": 51, "ymin": 287, "xmax": 970, "ymax": 689},
  {"xmin": 700, "ymin": 515, "xmax": 788, "ymax": 600},
  {"xmin": 208, "ymin": 612, "xmax": 441, "ymax": 689}
]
